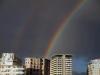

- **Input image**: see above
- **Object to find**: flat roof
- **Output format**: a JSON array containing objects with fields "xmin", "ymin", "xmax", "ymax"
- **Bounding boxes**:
[{"xmin": 51, "ymin": 54, "xmax": 72, "ymax": 59}]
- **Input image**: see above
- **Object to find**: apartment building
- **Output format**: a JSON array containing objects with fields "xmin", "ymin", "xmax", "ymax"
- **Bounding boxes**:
[
  {"xmin": 88, "ymin": 59, "xmax": 100, "ymax": 75},
  {"xmin": 50, "ymin": 54, "xmax": 72, "ymax": 75},
  {"xmin": 25, "ymin": 57, "xmax": 50, "ymax": 75}
]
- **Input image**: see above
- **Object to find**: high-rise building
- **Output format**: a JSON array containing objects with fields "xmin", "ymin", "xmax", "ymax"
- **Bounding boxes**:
[
  {"xmin": 50, "ymin": 54, "xmax": 72, "ymax": 75},
  {"xmin": 25, "ymin": 57, "xmax": 50, "ymax": 75},
  {"xmin": 88, "ymin": 59, "xmax": 100, "ymax": 75},
  {"xmin": 0, "ymin": 53, "xmax": 25, "ymax": 75}
]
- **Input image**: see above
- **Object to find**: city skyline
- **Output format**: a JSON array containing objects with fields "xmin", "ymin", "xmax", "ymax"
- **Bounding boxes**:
[
  {"xmin": 1, "ymin": 52, "xmax": 100, "ymax": 75},
  {"xmin": 0, "ymin": 0, "xmax": 100, "ymax": 75}
]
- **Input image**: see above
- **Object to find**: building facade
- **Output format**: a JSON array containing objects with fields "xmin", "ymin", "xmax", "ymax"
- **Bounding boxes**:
[
  {"xmin": 0, "ymin": 53, "xmax": 25, "ymax": 75},
  {"xmin": 50, "ymin": 54, "xmax": 72, "ymax": 75},
  {"xmin": 88, "ymin": 59, "xmax": 100, "ymax": 75},
  {"xmin": 25, "ymin": 57, "xmax": 50, "ymax": 75}
]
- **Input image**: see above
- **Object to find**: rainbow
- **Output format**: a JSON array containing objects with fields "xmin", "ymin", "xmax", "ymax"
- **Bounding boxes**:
[
  {"xmin": 11, "ymin": 12, "xmax": 34, "ymax": 50},
  {"xmin": 12, "ymin": 0, "xmax": 88, "ymax": 57},
  {"xmin": 11, "ymin": 1, "xmax": 35, "ymax": 50},
  {"xmin": 44, "ymin": 0, "xmax": 87, "ymax": 58}
]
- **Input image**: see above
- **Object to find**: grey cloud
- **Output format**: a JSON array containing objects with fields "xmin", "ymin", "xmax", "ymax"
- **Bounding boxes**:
[
  {"xmin": 0, "ymin": 0, "xmax": 81, "ymax": 57},
  {"xmin": 49, "ymin": 0, "xmax": 100, "ymax": 59}
]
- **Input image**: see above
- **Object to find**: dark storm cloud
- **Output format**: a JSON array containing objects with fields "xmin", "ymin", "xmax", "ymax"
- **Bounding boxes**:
[
  {"xmin": 0, "ymin": 0, "xmax": 99, "ymax": 60},
  {"xmin": 71, "ymin": 0, "xmax": 100, "ymax": 58},
  {"xmin": 0, "ymin": 0, "xmax": 3, "ymax": 5},
  {"xmin": 0, "ymin": 0, "xmax": 81, "ymax": 57},
  {"xmin": 0, "ymin": 0, "xmax": 33, "ymax": 53},
  {"xmin": 51, "ymin": 0, "xmax": 100, "ymax": 59}
]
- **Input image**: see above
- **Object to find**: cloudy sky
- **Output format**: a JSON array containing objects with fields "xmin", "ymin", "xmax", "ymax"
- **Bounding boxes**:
[{"xmin": 0, "ymin": 0, "xmax": 100, "ymax": 75}]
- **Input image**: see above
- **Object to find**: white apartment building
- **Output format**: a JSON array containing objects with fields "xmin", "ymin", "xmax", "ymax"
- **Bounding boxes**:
[
  {"xmin": 0, "ymin": 53, "xmax": 25, "ymax": 75},
  {"xmin": 88, "ymin": 59, "xmax": 100, "ymax": 75},
  {"xmin": 50, "ymin": 54, "xmax": 72, "ymax": 75}
]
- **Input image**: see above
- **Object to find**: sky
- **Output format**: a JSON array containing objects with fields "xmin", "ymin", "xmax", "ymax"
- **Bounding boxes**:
[{"xmin": 0, "ymin": 0, "xmax": 100, "ymax": 75}]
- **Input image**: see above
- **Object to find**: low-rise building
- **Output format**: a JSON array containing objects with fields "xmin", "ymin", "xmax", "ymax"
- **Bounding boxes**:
[
  {"xmin": 0, "ymin": 53, "xmax": 25, "ymax": 75},
  {"xmin": 25, "ymin": 57, "xmax": 50, "ymax": 75}
]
